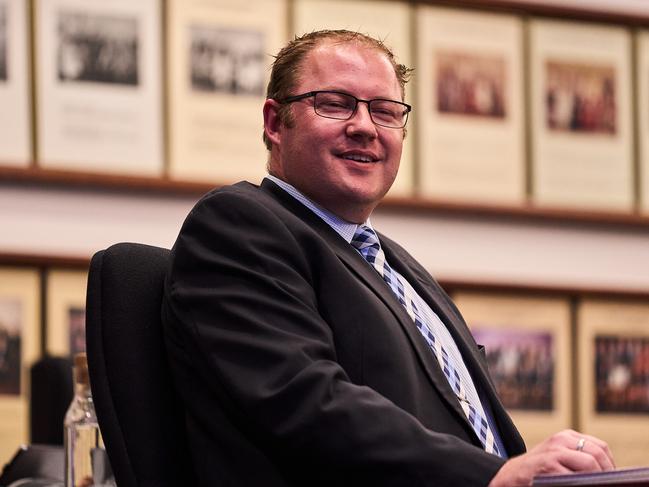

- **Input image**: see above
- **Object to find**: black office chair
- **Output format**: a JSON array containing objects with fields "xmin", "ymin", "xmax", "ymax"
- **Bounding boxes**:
[
  {"xmin": 30, "ymin": 355, "xmax": 73, "ymax": 445},
  {"xmin": 85, "ymin": 243, "xmax": 197, "ymax": 487}
]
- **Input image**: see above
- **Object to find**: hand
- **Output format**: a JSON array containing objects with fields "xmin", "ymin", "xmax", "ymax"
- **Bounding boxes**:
[{"xmin": 488, "ymin": 429, "xmax": 615, "ymax": 487}]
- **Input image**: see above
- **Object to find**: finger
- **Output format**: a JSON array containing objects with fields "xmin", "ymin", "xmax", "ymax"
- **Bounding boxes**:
[
  {"xmin": 558, "ymin": 431, "xmax": 614, "ymax": 464},
  {"xmin": 560, "ymin": 429, "xmax": 582, "ymax": 440},
  {"xmin": 578, "ymin": 434, "xmax": 615, "ymax": 468},
  {"xmin": 575, "ymin": 438, "xmax": 615, "ymax": 471},
  {"xmin": 575, "ymin": 433, "xmax": 608, "ymax": 452},
  {"xmin": 557, "ymin": 449, "xmax": 604, "ymax": 473},
  {"xmin": 563, "ymin": 432, "xmax": 615, "ymax": 470},
  {"xmin": 554, "ymin": 429, "xmax": 587, "ymax": 448},
  {"xmin": 533, "ymin": 429, "xmax": 580, "ymax": 452}
]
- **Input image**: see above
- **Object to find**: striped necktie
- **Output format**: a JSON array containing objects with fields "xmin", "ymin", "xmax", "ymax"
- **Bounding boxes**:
[{"xmin": 351, "ymin": 224, "xmax": 501, "ymax": 456}]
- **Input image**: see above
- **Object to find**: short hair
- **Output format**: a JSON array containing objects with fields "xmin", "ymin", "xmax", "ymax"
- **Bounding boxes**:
[{"xmin": 263, "ymin": 29, "xmax": 413, "ymax": 150}]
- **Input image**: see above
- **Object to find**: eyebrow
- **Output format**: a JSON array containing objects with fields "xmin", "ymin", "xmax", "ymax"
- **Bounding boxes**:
[{"xmin": 311, "ymin": 88, "xmax": 403, "ymax": 101}]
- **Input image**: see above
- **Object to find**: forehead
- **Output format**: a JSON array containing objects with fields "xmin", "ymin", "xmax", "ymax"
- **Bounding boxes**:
[{"xmin": 297, "ymin": 40, "xmax": 401, "ymax": 99}]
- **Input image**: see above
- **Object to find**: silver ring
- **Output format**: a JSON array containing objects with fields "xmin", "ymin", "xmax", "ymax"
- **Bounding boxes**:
[{"xmin": 576, "ymin": 438, "xmax": 586, "ymax": 452}]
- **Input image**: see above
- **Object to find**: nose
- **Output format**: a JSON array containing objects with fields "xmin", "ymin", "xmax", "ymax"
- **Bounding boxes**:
[{"xmin": 345, "ymin": 101, "xmax": 378, "ymax": 140}]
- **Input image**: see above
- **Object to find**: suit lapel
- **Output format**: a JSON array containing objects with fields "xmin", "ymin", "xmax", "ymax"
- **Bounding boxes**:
[
  {"xmin": 381, "ymin": 235, "xmax": 526, "ymax": 455},
  {"xmin": 335, "ymin": 243, "xmax": 476, "ymax": 424},
  {"xmin": 377, "ymin": 238, "xmax": 491, "ymax": 437}
]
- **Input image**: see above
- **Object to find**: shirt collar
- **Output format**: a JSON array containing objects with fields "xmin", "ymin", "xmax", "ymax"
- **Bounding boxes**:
[{"xmin": 265, "ymin": 174, "xmax": 373, "ymax": 243}]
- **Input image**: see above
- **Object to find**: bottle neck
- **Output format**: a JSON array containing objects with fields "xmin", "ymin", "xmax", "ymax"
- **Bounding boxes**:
[
  {"xmin": 73, "ymin": 364, "xmax": 92, "ymax": 401},
  {"xmin": 74, "ymin": 382, "xmax": 92, "ymax": 399}
]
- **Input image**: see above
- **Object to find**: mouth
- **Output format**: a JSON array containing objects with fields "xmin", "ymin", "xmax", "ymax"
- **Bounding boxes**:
[{"xmin": 337, "ymin": 152, "xmax": 379, "ymax": 164}]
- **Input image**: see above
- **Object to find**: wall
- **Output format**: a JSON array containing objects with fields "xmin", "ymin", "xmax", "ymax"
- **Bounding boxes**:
[
  {"xmin": 2, "ymin": 181, "xmax": 649, "ymax": 293},
  {"xmin": 2, "ymin": 0, "xmax": 649, "ymax": 293}
]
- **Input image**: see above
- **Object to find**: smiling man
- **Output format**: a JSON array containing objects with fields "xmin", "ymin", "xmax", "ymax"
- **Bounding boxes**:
[
  {"xmin": 263, "ymin": 36, "xmax": 404, "ymax": 223},
  {"xmin": 162, "ymin": 30, "xmax": 613, "ymax": 487}
]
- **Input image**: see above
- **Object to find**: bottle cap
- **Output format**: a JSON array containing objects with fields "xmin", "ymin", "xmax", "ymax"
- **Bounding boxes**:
[{"xmin": 73, "ymin": 352, "xmax": 90, "ymax": 388}]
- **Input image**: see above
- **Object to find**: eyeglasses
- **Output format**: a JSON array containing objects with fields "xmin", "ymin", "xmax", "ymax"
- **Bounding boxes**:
[{"xmin": 279, "ymin": 90, "xmax": 412, "ymax": 129}]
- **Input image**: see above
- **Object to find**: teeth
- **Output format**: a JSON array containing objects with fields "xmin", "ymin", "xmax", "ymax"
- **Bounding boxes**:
[{"xmin": 343, "ymin": 154, "xmax": 373, "ymax": 163}]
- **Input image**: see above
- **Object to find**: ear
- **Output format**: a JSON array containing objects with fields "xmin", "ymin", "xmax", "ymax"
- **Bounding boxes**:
[{"xmin": 263, "ymin": 99, "xmax": 283, "ymax": 148}]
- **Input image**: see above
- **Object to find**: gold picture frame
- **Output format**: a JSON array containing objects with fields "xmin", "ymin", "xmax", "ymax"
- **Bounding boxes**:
[
  {"xmin": 453, "ymin": 291, "xmax": 572, "ymax": 449},
  {"xmin": 529, "ymin": 19, "xmax": 634, "ymax": 211},
  {"xmin": 0, "ymin": 0, "xmax": 31, "ymax": 167},
  {"xmin": 415, "ymin": 6, "xmax": 525, "ymax": 204},
  {"xmin": 166, "ymin": 0, "xmax": 288, "ymax": 185},
  {"xmin": 34, "ymin": 0, "xmax": 164, "ymax": 175},
  {"xmin": 636, "ymin": 30, "xmax": 649, "ymax": 214},
  {"xmin": 0, "ymin": 267, "xmax": 40, "ymax": 467},
  {"xmin": 577, "ymin": 298, "xmax": 649, "ymax": 467},
  {"xmin": 46, "ymin": 269, "xmax": 88, "ymax": 357}
]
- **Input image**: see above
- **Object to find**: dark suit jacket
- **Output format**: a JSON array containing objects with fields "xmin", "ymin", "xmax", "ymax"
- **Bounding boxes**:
[{"xmin": 162, "ymin": 179, "xmax": 526, "ymax": 487}]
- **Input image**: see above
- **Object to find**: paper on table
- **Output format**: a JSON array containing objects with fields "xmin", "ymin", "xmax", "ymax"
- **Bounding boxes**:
[{"xmin": 533, "ymin": 467, "xmax": 649, "ymax": 486}]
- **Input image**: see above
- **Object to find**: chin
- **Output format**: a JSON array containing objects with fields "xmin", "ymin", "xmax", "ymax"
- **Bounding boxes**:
[{"xmin": 349, "ymin": 180, "xmax": 392, "ymax": 199}]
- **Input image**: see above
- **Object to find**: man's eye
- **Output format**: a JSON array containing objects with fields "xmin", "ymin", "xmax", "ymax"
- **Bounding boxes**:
[
  {"xmin": 373, "ymin": 108, "xmax": 394, "ymax": 116},
  {"xmin": 321, "ymin": 100, "xmax": 350, "ymax": 109}
]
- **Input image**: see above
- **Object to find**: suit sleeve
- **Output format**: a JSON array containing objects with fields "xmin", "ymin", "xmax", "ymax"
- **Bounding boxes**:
[{"xmin": 164, "ymin": 190, "xmax": 507, "ymax": 486}]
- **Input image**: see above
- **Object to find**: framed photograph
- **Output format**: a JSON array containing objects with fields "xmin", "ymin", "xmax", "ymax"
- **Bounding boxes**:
[
  {"xmin": 35, "ymin": 0, "xmax": 163, "ymax": 176},
  {"xmin": 415, "ymin": 6, "xmax": 525, "ymax": 204},
  {"xmin": 166, "ymin": 0, "xmax": 287, "ymax": 185},
  {"xmin": 472, "ymin": 329, "xmax": 554, "ymax": 411},
  {"xmin": 636, "ymin": 31, "xmax": 649, "ymax": 214},
  {"xmin": 0, "ymin": 268, "xmax": 40, "ymax": 468},
  {"xmin": 0, "ymin": 0, "xmax": 31, "ymax": 166},
  {"xmin": 529, "ymin": 19, "xmax": 633, "ymax": 211},
  {"xmin": 45, "ymin": 270, "xmax": 87, "ymax": 357},
  {"xmin": 452, "ymin": 291, "xmax": 572, "ymax": 449},
  {"xmin": 577, "ymin": 299, "xmax": 649, "ymax": 467},
  {"xmin": 292, "ymin": 0, "xmax": 414, "ymax": 197}
]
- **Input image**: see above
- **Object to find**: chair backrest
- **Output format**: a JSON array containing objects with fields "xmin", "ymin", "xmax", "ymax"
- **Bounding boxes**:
[
  {"xmin": 30, "ymin": 355, "xmax": 73, "ymax": 445},
  {"xmin": 85, "ymin": 242, "xmax": 197, "ymax": 487}
]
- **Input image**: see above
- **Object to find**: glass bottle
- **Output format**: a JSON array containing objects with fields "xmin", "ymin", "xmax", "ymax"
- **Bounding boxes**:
[{"xmin": 64, "ymin": 352, "xmax": 103, "ymax": 487}]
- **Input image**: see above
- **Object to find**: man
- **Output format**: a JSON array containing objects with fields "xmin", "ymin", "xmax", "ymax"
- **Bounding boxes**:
[{"xmin": 162, "ymin": 30, "xmax": 614, "ymax": 486}]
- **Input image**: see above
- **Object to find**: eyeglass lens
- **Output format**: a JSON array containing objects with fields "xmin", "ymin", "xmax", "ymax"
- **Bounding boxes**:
[{"xmin": 313, "ymin": 92, "xmax": 407, "ymax": 128}]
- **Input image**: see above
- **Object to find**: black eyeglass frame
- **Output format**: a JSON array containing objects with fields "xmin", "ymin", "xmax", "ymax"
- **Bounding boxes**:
[{"xmin": 279, "ymin": 90, "xmax": 412, "ymax": 129}]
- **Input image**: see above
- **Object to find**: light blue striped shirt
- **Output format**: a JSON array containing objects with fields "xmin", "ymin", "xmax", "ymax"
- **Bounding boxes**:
[{"xmin": 265, "ymin": 174, "xmax": 507, "ymax": 457}]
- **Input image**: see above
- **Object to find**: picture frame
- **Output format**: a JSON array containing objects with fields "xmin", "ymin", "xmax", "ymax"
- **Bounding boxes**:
[
  {"xmin": 34, "ymin": 0, "xmax": 164, "ymax": 176},
  {"xmin": 415, "ymin": 6, "xmax": 525, "ymax": 204},
  {"xmin": 529, "ymin": 19, "xmax": 634, "ymax": 211},
  {"xmin": 45, "ymin": 269, "xmax": 87, "ymax": 357},
  {"xmin": 0, "ymin": 268, "xmax": 40, "ymax": 467},
  {"xmin": 166, "ymin": 0, "xmax": 287, "ymax": 185},
  {"xmin": 452, "ymin": 291, "xmax": 572, "ymax": 449},
  {"xmin": 636, "ymin": 30, "xmax": 649, "ymax": 214},
  {"xmin": 0, "ymin": 0, "xmax": 31, "ymax": 167},
  {"xmin": 577, "ymin": 298, "xmax": 649, "ymax": 468},
  {"xmin": 291, "ymin": 0, "xmax": 414, "ymax": 198}
]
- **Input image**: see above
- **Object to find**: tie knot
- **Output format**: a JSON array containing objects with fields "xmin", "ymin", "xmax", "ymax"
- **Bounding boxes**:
[{"xmin": 351, "ymin": 225, "xmax": 380, "ymax": 253}]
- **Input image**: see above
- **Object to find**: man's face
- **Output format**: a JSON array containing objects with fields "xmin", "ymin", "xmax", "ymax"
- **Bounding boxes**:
[{"xmin": 268, "ymin": 41, "xmax": 404, "ymax": 223}]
